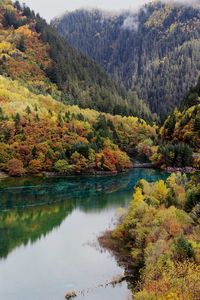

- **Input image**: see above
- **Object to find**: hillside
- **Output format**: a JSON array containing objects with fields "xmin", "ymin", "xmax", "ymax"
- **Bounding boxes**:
[
  {"xmin": 159, "ymin": 77, "xmax": 200, "ymax": 169},
  {"xmin": 54, "ymin": 1, "xmax": 200, "ymax": 118},
  {"xmin": 0, "ymin": 0, "xmax": 198, "ymax": 176},
  {"xmin": 0, "ymin": 0, "xmax": 153, "ymax": 120},
  {"xmin": 0, "ymin": 75, "xmax": 157, "ymax": 176}
]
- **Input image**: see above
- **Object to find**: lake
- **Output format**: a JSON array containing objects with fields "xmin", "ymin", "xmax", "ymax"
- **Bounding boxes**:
[{"xmin": 0, "ymin": 169, "xmax": 167, "ymax": 300}]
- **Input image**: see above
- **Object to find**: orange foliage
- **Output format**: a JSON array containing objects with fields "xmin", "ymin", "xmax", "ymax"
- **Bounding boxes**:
[{"xmin": 7, "ymin": 158, "xmax": 24, "ymax": 176}]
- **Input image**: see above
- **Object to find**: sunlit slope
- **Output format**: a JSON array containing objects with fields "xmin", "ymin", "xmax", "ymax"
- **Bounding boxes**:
[{"xmin": 0, "ymin": 76, "xmax": 156, "ymax": 175}]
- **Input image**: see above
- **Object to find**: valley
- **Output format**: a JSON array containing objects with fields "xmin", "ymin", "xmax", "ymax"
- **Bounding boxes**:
[{"xmin": 0, "ymin": 1, "xmax": 199, "ymax": 300}]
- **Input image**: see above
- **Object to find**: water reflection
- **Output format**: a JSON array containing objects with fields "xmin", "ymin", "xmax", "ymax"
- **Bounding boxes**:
[{"xmin": 0, "ymin": 169, "xmax": 167, "ymax": 260}]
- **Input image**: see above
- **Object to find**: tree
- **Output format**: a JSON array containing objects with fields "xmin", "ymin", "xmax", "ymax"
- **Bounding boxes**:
[
  {"xmin": 165, "ymin": 114, "xmax": 176, "ymax": 136},
  {"xmin": 54, "ymin": 160, "xmax": 70, "ymax": 174},
  {"xmin": 70, "ymin": 151, "xmax": 87, "ymax": 173},
  {"xmin": 31, "ymin": 146, "xmax": 37, "ymax": 159},
  {"xmin": 28, "ymin": 159, "xmax": 42, "ymax": 174},
  {"xmin": 14, "ymin": 1, "xmax": 21, "ymax": 10},
  {"xmin": 17, "ymin": 36, "xmax": 26, "ymax": 52},
  {"xmin": 14, "ymin": 113, "xmax": 21, "ymax": 128},
  {"xmin": 0, "ymin": 143, "xmax": 12, "ymax": 165},
  {"xmin": 194, "ymin": 115, "xmax": 200, "ymax": 133},
  {"xmin": 25, "ymin": 105, "xmax": 31, "ymax": 115},
  {"xmin": 7, "ymin": 158, "xmax": 25, "ymax": 176},
  {"xmin": 3, "ymin": 11, "xmax": 18, "ymax": 28},
  {"xmin": 173, "ymin": 235, "xmax": 194, "ymax": 259},
  {"xmin": 159, "ymin": 143, "xmax": 193, "ymax": 167}
]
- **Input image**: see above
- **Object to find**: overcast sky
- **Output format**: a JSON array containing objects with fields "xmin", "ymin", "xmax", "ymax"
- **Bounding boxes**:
[
  {"xmin": 21, "ymin": 0, "xmax": 196, "ymax": 22},
  {"xmin": 21, "ymin": 0, "xmax": 151, "ymax": 22}
]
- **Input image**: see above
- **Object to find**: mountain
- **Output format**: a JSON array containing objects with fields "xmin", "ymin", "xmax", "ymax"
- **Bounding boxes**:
[
  {"xmin": 0, "ymin": 0, "xmax": 153, "ymax": 120},
  {"xmin": 0, "ymin": 1, "xmax": 157, "ymax": 176},
  {"xmin": 54, "ymin": 1, "xmax": 200, "ymax": 118}
]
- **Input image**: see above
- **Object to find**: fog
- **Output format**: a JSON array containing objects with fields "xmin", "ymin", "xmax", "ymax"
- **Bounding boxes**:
[{"xmin": 21, "ymin": 0, "xmax": 200, "ymax": 22}]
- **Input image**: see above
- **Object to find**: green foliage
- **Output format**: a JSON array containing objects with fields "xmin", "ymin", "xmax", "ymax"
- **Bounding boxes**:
[
  {"xmin": 173, "ymin": 234, "xmax": 194, "ymax": 259},
  {"xmin": 159, "ymin": 143, "xmax": 193, "ymax": 167},
  {"xmin": 160, "ymin": 78, "xmax": 200, "ymax": 160},
  {"xmin": 185, "ymin": 186, "xmax": 200, "ymax": 212},
  {"xmin": 16, "ymin": 36, "xmax": 26, "ymax": 52},
  {"xmin": 182, "ymin": 76, "xmax": 200, "ymax": 110},
  {"xmin": 2, "ymin": 9, "xmax": 26, "ymax": 29},
  {"xmin": 164, "ymin": 114, "xmax": 176, "ymax": 136},
  {"xmin": 13, "ymin": 112, "xmax": 20, "ymax": 128},
  {"xmin": 0, "ymin": 199, "xmax": 73, "ymax": 259},
  {"xmin": 54, "ymin": 2, "xmax": 200, "ymax": 117},
  {"xmin": 32, "ymin": 8, "xmax": 153, "ymax": 119},
  {"xmin": 54, "ymin": 160, "xmax": 70, "ymax": 174}
]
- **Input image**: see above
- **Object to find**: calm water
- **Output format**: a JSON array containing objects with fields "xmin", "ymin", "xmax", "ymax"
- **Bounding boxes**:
[{"xmin": 0, "ymin": 169, "xmax": 167, "ymax": 300}]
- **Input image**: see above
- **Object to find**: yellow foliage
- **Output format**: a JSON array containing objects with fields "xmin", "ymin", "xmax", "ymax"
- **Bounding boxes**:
[
  {"xmin": 16, "ymin": 25, "xmax": 33, "ymax": 37},
  {"xmin": 152, "ymin": 180, "xmax": 169, "ymax": 202},
  {"xmin": 0, "ymin": 41, "xmax": 13, "ymax": 53},
  {"xmin": 133, "ymin": 187, "xmax": 145, "ymax": 204}
]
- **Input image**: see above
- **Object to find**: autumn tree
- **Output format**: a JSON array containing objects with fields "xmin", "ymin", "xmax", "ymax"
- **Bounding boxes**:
[{"xmin": 7, "ymin": 158, "xmax": 25, "ymax": 176}]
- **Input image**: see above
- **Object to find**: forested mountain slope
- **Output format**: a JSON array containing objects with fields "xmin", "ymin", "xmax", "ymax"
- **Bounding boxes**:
[
  {"xmin": 0, "ymin": 0, "xmax": 153, "ymax": 120},
  {"xmin": 0, "ymin": 75, "xmax": 157, "ymax": 176},
  {"xmin": 0, "ymin": 1, "xmax": 157, "ymax": 176},
  {"xmin": 128, "ymin": 78, "xmax": 200, "ymax": 170},
  {"xmin": 159, "ymin": 77, "xmax": 200, "ymax": 168},
  {"xmin": 54, "ymin": 1, "xmax": 200, "ymax": 117}
]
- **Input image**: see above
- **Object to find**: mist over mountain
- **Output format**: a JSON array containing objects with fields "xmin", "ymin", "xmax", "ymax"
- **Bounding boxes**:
[{"xmin": 54, "ymin": 1, "xmax": 200, "ymax": 117}]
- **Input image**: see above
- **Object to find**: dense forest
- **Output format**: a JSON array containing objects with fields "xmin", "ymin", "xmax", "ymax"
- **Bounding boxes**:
[
  {"xmin": 54, "ymin": 1, "xmax": 200, "ymax": 118},
  {"xmin": 0, "ymin": 0, "xmax": 199, "ymax": 175},
  {"xmin": 0, "ymin": 0, "xmax": 160, "ymax": 176},
  {"xmin": 0, "ymin": 0, "xmax": 153, "ymax": 120},
  {"xmin": 0, "ymin": 1, "xmax": 199, "ymax": 300},
  {"xmin": 0, "ymin": 75, "xmax": 158, "ymax": 176},
  {"xmin": 158, "ymin": 78, "xmax": 200, "ymax": 168}
]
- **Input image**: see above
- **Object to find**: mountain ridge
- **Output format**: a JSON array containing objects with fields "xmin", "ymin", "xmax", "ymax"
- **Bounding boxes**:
[
  {"xmin": 0, "ymin": 0, "xmax": 153, "ymax": 120},
  {"xmin": 54, "ymin": 1, "xmax": 200, "ymax": 117}
]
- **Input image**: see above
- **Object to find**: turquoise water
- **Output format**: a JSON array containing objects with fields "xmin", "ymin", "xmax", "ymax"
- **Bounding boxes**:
[{"xmin": 0, "ymin": 169, "xmax": 167, "ymax": 300}]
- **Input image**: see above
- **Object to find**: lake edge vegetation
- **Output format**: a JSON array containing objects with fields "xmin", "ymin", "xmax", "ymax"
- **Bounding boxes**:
[{"xmin": 100, "ymin": 172, "xmax": 200, "ymax": 299}]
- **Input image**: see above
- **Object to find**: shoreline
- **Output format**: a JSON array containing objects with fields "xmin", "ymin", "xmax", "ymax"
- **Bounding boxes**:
[
  {"xmin": 164, "ymin": 166, "xmax": 199, "ymax": 173},
  {"xmin": 0, "ymin": 164, "xmax": 199, "ymax": 180},
  {"xmin": 0, "ymin": 171, "xmax": 9, "ymax": 179},
  {"xmin": 98, "ymin": 230, "xmax": 138, "ymax": 290}
]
